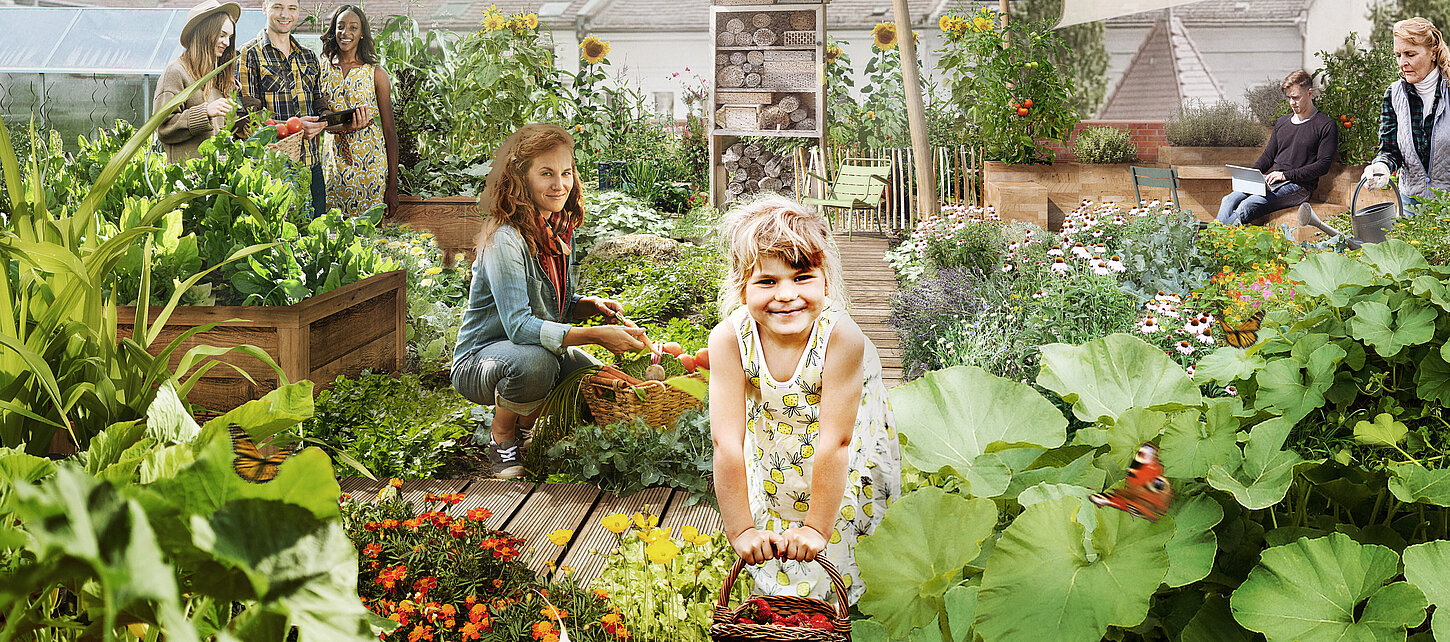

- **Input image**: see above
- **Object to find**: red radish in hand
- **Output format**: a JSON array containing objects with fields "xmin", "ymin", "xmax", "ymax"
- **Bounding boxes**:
[
  {"xmin": 661, "ymin": 342, "xmax": 684, "ymax": 357},
  {"xmin": 694, "ymin": 348, "xmax": 710, "ymax": 370}
]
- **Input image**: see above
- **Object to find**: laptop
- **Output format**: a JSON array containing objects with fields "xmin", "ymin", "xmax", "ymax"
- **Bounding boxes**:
[{"xmin": 1227, "ymin": 165, "xmax": 1288, "ymax": 196}]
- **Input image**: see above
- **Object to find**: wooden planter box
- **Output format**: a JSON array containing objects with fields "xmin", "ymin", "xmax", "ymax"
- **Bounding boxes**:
[
  {"xmin": 983, "ymin": 160, "xmax": 1078, "ymax": 230},
  {"xmin": 118, "ymin": 270, "xmax": 407, "ymax": 414},
  {"xmin": 1158, "ymin": 146, "xmax": 1262, "ymax": 167},
  {"xmin": 1076, "ymin": 163, "xmax": 1139, "ymax": 207},
  {"xmin": 389, "ymin": 195, "xmax": 483, "ymax": 267}
]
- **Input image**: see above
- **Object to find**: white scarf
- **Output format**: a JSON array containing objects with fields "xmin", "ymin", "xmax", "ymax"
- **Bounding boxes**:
[{"xmin": 1415, "ymin": 68, "xmax": 1442, "ymax": 120}]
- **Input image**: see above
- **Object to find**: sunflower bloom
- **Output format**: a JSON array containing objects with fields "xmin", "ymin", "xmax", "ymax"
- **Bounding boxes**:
[
  {"xmin": 825, "ymin": 44, "xmax": 843, "ymax": 64},
  {"xmin": 483, "ymin": 11, "xmax": 506, "ymax": 32},
  {"xmin": 871, "ymin": 22, "xmax": 898, "ymax": 50},
  {"xmin": 581, "ymin": 36, "xmax": 611, "ymax": 64},
  {"xmin": 525, "ymin": 13, "xmax": 539, "ymax": 29}
]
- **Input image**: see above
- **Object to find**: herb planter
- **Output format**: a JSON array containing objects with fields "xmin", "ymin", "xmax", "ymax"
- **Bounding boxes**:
[
  {"xmin": 118, "ymin": 270, "xmax": 407, "ymax": 413},
  {"xmin": 389, "ymin": 195, "xmax": 483, "ymax": 267},
  {"xmin": 1157, "ymin": 146, "xmax": 1262, "ymax": 167}
]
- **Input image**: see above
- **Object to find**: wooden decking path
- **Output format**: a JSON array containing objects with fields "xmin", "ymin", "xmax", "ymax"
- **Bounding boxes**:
[
  {"xmin": 340, "ymin": 477, "xmax": 721, "ymax": 586},
  {"xmin": 835, "ymin": 232, "xmax": 904, "ymax": 388}
]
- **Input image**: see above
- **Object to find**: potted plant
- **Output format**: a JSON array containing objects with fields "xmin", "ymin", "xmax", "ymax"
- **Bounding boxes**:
[
  {"xmin": 1159, "ymin": 100, "xmax": 1266, "ymax": 167},
  {"xmin": 1072, "ymin": 125, "xmax": 1139, "ymax": 206}
]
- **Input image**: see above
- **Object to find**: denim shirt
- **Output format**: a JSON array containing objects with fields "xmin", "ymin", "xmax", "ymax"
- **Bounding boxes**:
[{"xmin": 453, "ymin": 224, "xmax": 581, "ymax": 369}]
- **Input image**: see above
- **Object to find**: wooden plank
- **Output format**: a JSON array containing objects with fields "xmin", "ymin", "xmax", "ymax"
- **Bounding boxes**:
[
  {"xmin": 447, "ymin": 479, "xmax": 537, "ymax": 531},
  {"xmin": 297, "ymin": 270, "xmax": 407, "ymax": 325},
  {"xmin": 340, "ymin": 476, "xmax": 387, "ymax": 501},
  {"xmin": 659, "ymin": 491, "xmax": 725, "ymax": 539},
  {"xmin": 308, "ymin": 293, "xmax": 396, "ymax": 371},
  {"xmin": 554, "ymin": 486, "xmax": 673, "ymax": 586},
  {"xmin": 398, "ymin": 479, "xmax": 471, "ymax": 512},
  {"xmin": 500, "ymin": 483, "xmax": 602, "ymax": 576}
]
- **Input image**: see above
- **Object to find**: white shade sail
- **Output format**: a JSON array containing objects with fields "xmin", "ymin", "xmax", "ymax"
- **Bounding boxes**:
[{"xmin": 1055, "ymin": 0, "xmax": 1207, "ymax": 28}]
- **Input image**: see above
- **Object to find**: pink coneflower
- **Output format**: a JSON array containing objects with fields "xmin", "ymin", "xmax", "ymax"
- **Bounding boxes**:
[
  {"xmin": 1091, "ymin": 259, "xmax": 1111, "ymax": 276},
  {"xmin": 1032, "ymin": 289, "xmax": 1047, "ymax": 299},
  {"xmin": 1106, "ymin": 255, "xmax": 1126, "ymax": 273},
  {"xmin": 1137, "ymin": 315, "xmax": 1161, "ymax": 334},
  {"xmin": 1186, "ymin": 365, "xmax": 1196, "ymax": 379},
  {"xmin": 1224, "ymin": 385, "xmax": 1237, "ymax": 396},
  {"xmin": 1197, "ymin": 330, "xmax": 1215, "ymax": 345},
  {"xmin": 1176, "ymin": 340, "xmax": 1195, "ymax": 355},
  {"xmin": 1072, "ymin": 243, "xmax": 1092, "ymax": 259},
  {"xmin": 1184, "ymin": 318, "xmax": 1202, "ymax": 334},
  {"xmin": 1001, "ymin": 262, "xmax": 1013, "ymax": 272},
  {"xmin": 1047, "ymin": 247, "xmax": 1064, "ymax": 257}
]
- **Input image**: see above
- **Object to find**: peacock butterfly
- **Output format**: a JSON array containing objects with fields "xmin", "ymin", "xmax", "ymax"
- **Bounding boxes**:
[{"xmin": 1089, "ymin": 442, "xmax": 1172, "ymax": 522}]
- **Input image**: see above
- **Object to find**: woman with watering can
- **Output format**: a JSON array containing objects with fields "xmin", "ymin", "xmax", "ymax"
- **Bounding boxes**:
[{"xmin": 1362, "ymin": 17, "xmax": 1450, "ymax": 214}]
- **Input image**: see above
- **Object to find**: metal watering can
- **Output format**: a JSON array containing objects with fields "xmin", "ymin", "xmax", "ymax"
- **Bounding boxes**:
[{"xmin": 1293, "ymin": 177, "xmax": 1403, "ymax": 249}]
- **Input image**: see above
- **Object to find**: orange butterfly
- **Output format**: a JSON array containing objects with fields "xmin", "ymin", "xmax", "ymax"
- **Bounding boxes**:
[
  {"xmin": 1090, "ymin": 443, "xmax": 1172, "ymax": 522},
  {"xmin": 229, "ymin": 425, "xmax": 294, "ymax": 484},
  {"xmin": 1216, "ymin": 310, "xmax": 1265, "ymax": 349}
]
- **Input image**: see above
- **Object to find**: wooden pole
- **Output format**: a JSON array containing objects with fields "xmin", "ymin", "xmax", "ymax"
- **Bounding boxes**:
[{"xmin": 890, "ymin": 0, "xmax": 939, "ymax": 225}]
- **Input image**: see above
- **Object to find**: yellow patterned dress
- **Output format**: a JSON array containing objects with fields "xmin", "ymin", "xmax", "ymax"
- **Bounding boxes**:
[
  {"xmin": 729, "ymin": 300, "xmax": 901, "ymax": 605},
  {"xmin": 321, "ymin": 60, "xmax": 387, "ymax": 217}
]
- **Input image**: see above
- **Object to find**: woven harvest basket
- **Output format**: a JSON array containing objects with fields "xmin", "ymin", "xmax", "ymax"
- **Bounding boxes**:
[
  {"xmin": 266, "ymin": 133, "xmax": 304, "ymax": 163},
  {"xmin": 710, "ymin": 557, "xmax": 851, "ymax": 642},
  {"xmin": 582, "ymin": 372, "xmax": 704, "ymax": 429}
]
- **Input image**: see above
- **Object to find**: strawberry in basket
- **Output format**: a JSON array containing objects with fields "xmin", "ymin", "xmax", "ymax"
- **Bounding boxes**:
[{"xmin": 734, "ymin": 597, "xmax": 834, "ymax": 630}]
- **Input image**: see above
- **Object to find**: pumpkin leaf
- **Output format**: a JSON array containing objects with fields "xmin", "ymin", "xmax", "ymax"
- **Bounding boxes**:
[
  {"xmin": 1160, "ymin": 401, "xmax": 1242, "ymax": 479},
  {"xmin": 1286, "ymin": 252, "xmax": 1376, "ymax": 307},
  {"xmin": 1349, "ymin": 299, "xmax": 1437, "ymax": 358},
  {"xmin": 975, "ymin": 497, "xmax": 1172, "ymax": 642},
  {"xmin": 1037, "ymin": 334, "xmax": 1203, "ymax": 423},
  {"xmin": 1386, "ymin": 464, "xmax": 1450, "ymax": 507},
  {"xmin": 1230, "ymin": 533, "xmax": 1426, "ymax": 641},
  {"xmin": 1354, "ymin": 413, "xmax": 1408, "ymax": 447},
  {"xmin": 1414, "ymin": 349, "xmax": 1450, "ymax": 406},
  {"xmin": 1182, "ymin": 594, "xmax": 1252, "ymax": 642},
  {"xmin": 1361, "ymin": 239, "xmax": 1429, "ymax": 279},
  {"xmin": 1193, "ymin": 347, "xmax": 1265, "ymax": 385},
  {"xmin": 892, "ymin": 365, "xmax": 1066, "ymax": 475},
  {"xmin": 1163, "ymin": 494, "xmax": 1224, "ymax": 587},
  {"xmin": 1207, "ymin": 417, "xmax": 1316, "ymax": 509},
  {"xmin": 1253, "ymin": 342, "xmax": 1344, "ymax": 423},
  {"xmin": 1403, "ymin": 541, "xmax": 1450, "ymax": 642}
]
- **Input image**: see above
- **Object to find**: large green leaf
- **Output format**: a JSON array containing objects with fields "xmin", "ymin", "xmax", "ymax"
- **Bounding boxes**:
[
  {"xmin": 1414, "ymin": 349, "xmax": 1450, "ymax": 406},
  {"xmin": 0, "ymin": 446, "xmax": 57, "ymax": 486},
  {"xmin": 1354, "ymin": 413, "xmax": 1408, "ymax": 448},
  {"xmin": 1164, "ymin": 494, "xmax": 1224, "ymax": 587},
  {"xmin": 1386, "ymin": 464, "xmax": 1450, "ymax": 507},
  {"xmin": 1253, "ymin": 342, "xmax": 1344, "ymax": 423},
  {"xmin": 857, "ymin": 488, "xmax": 997, "ymax": 637},
  {"xmin": 1037, "ymin": 334, "xmax": 1203, "ymax": 423},
  {"xmin": 1207, "ymin": 417, "xmax": 1315, "ymax": 509},
  {"xmin": 1403, "ymin": 541, "xmax": 1450, "ymax": 641},
  {"xmin": 892, "ymin": 366, "xmax": 1066, "ymax": 474},
  {"xmin": 200, "ymin": 381, "xmax": 315, "ymax": 443},
  {"xmin": 1287, "ymin": 252, "xmax": 1376, "ymax": 306},
  {"xmin": 1000, "ymin": 449, "xmax": 1106, "ymax": 500},
  {"xmin": 1348, "ymin": 299, "xmax": 1437, "ymax": 358},
  {"xmin": 975, "ymin": 497, "xmax": 1172, "ymax": 641},
  {"xmin": 146, "ymin": 426, "xmax": 340, "ymax": 521},
  {"xmin": 1182, "ymin": 594, "xmax": 1253, "ymax": 642},
  {"xmin": 1160, "ymin": 401, "xmax": 1242, "ymax": 479},
  {"xmin": 1231, "ymin": 533, "xmax": 1426, "ymax": 641},
  {"xmin": 1101, "ymin": 408, "xmax": 1169, "ymax": 468},
  {"xmin": 1361, "ymin": 239, "xmax": 1429, "ymax": 280},
  {"xmin": 1193, "ymin": 347, "xmax": 1266, "ymax": 385}
]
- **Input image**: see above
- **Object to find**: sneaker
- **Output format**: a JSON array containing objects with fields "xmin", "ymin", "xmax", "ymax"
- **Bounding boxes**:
[
  {"xmin": 487, "ymin": 439, "xmax": 524, "ymax": 479},
  {"xmin": 517, "ymin": 423, "xmax": 535, "ymax": 450}
]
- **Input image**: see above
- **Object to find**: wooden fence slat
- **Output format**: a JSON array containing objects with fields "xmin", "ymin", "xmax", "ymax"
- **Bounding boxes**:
[
  {"xmin": 500, "ymin": 483, "xmax": 603, "ymax": 576},
  {"xmin": 447, "ymin": 479, "xmax": 537, "ymax": 531},
  {"xmin": 553, "ymin": 486, "xmax": 674, "ymax": 586}
]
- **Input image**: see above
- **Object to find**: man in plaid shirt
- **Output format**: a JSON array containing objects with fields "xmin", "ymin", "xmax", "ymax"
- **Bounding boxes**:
[{"xmin": 237, "ymin": 0, "xmax": 329, "ymax": 218}]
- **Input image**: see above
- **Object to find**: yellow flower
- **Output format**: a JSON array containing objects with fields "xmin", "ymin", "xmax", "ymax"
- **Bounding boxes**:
[
  {"xmin": 483, "ymin": 11, "xmax": 506, "ymax": 32},
  {"xmin": 525, "ymin": 13, "xmax": 539, "ymax": 29},
  {"xmin": 825, "ymin": 45, "xmax": 843, "ymax": 64},
  {"xmin": 631, "ymin": 512, "xmax": 658, "ymax": 529},
  {"xmin": 682, "ymin": 524, "xmax": 711, "ymax": 544},
  {"xmin": 601, "ymin": 513, "xmax": 630, "ymax": 533},
  {"xmin": 420, "ymin": 278, "xmax": 436, "ymax": 287},
  {"xmin": 871, "ymin": 22, "xmax": 898, "ymax": 50},
  {"xmin": 419, "ymin": 232, "xmax": 433, "ymax": 239},
  {"xmin": 645, "ymin": 538, "xmax": 680, "ymax": 565},
  {"xmin": 547, "ymin": 528, "xmax": 573, "ymax": 546},
  {"xmin": 581, "ymin": 36, "xmax": 611, "ymax": 64},
  {"xmin": 424, "ymin": 266, "xmax": 443, "ymax": 275},
  {"xmin": 972, "ymin": 14, "xmax": 995, "ymax": 32}
]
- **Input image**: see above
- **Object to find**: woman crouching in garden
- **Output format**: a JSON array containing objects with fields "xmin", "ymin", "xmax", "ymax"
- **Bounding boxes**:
[{"xmin": 452, "ymin": 123, "xmax": 646, "ymax": 479}]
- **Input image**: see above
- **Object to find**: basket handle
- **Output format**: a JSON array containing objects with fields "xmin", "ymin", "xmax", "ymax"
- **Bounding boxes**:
[{"xmin": 715, "ymin": 554, "xmax": 852, "ymax": 622}]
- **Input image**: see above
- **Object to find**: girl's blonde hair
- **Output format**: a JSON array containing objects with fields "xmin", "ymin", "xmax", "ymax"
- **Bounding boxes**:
[
  {"xmin": 1395, "ymin": 17, "xmax": 1450, "ymax": 81},
  {"xmin": 717, "ymin": 195, "xmax": 846, "ymax": 320}
]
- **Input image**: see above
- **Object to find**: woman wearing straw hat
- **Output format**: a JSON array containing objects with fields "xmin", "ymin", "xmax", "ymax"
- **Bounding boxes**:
[
  {"xmin": 153, "ymin": 0, "xmax": 242, "ymax": 162},
  {"xmin": 1362, "ymin": 17, "xmax": 1450, "ymax": 211}
]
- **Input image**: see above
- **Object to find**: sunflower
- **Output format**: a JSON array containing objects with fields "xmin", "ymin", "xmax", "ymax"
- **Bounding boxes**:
[
  {"xmin": 871, "ymin": 22, "xmax": 898, "ymax": 50},
  {"xmin": 524, "ymin": 12, "xmax": 539, "ymax": 29},
  {"xmin": 825, "ymin": 44, "xmax": 843, "ymax": 64},
  {"xmin": 971, "ymin": 9, "xmax": 996, "ymax": 32},
  {"xmin": 482, "ymin": 10, "xmax": 506, "ymax": 32},
  {"xmin": 580, "ymin": 35, "xmax": 611, "ymax": 64}
]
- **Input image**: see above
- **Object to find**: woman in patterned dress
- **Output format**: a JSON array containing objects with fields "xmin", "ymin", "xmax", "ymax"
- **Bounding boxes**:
[
  {"xmin": 319, "ymin": 5, "xmax": 398, "ymax": 217},
  {"xmin": 708, "ymin": 195, "xmax": 901, "ymax": 604}
]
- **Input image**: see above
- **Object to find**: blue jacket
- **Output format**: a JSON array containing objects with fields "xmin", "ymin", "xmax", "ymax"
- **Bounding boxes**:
[{"xmin": 453, "ymin": 224, "xmax": 581, "ymax": 369}]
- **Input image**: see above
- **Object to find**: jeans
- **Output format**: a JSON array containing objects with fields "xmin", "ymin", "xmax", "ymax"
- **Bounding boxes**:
[
  {"xmin": 1217, "ymin": 182, "xmax": 1311, "ymax": 225},
  {"xmin": 310, "ymin": 164, "xmax": 327, "ymax": 219},
  {"xmin": 452, "ymin": 342, "xmax": 597, "ymax": 416}
]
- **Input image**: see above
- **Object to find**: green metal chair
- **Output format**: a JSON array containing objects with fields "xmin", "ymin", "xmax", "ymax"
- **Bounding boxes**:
[
  {"xmin": 803, "ymin": 158, "xmax": 891, "ymax": 239},
  {"xmin": 1131, "ymin": 165, "xmax": 1181, "ymax": 206}
]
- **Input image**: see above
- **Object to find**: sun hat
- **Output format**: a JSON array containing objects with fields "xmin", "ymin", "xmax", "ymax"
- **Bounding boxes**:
[{"xmin": 180, "ymin": 0, "xmax": 243, "ymax": 47}]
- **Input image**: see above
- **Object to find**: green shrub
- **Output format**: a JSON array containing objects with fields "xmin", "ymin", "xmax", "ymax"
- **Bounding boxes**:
[
  {"xmin": 547, "ymin": 406, "xmax": 714, "ymax": 505},
  {"xmin": 1165, "ymin": 100, "xmax": 1267, "ymax": 147},
  {"xmin": 1071, "ymin": 125, "xmax": 1137, "ymax": 164},
  {"xmin": 1243, "ymin": 80, "xmax": 1293, "ymax": 127},
  {"xmin": 305, "ymin": 373, "xmax": 474, "ymax": 479},
  {"xmin": 1389, "ymin": 187, "xmax": 1450, "ymax": 265},
  {"xmin": 924, "ymin": 219, "xmax": 1008, "ymax": 273},
  {"xmin": 574, "ymin": 190, "xmax": 672, "ymax": 257},
  {"xmin": 1312, "ymin": 33, "xmax": 1398, "ymax": 164}
]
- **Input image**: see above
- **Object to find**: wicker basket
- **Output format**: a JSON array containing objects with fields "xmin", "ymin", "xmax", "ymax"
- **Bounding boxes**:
[
  {"xmin": 266, "ymin": 132, "xmax": 304, "ymax": 163},
  {"xmin": 710, "ymin": 557, "xmax": 851, "ymax": 642},
  {"xmin": 582, "ymin": 372, "xmax": 705, "ymax": 429}
]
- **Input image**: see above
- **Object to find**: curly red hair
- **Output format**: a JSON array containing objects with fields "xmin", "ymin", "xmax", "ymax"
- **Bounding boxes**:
[{"xmin": 474, "ymin": 123, "xmax": 585, "ymax": 255}]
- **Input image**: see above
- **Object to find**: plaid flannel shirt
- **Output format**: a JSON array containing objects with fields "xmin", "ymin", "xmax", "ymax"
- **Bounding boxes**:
[
  {"xmin": 236, "ymin": 31, "xmax": 325, "ymax": 167},
  {"xmin": 1375, "ymin": 81, "xmax": 1435, "ymax": 175}
]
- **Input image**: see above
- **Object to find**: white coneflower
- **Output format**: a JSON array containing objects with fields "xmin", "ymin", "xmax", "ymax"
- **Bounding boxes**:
[
  {"xmin": 1071, "ymin": 243, "xmax": 1092, "ymax": 259},
  {"xmin": 1197, "ymin": 330, "xmax": 1215, "ymax": 345},
  {"xmin": 1158, "ymin": 305, "xmax": 1181, "ymax": 319},
  {"xmin": 1001, "ymin": 262, "xmax": 1013, "ymax": 272},
  {"xmin": 1186, "ymin": 365, "xmax": 1196, "ymax": 379},
  {"xmin": 1008, "ymin": 241, "xmax": 1020, "ymax": 251},
  {"xmin": 1032, "ymin": 289, "xmax": 1047, "ymax": 299},
  {"xmin": 1112, "ymin": 215, "xmax": 1127, "ymax": 225},
  {"xmin": 1051, "ymin": 257, "xmax": 1071, "ymax": 274},
  {"xmin": 1184, "ymin": 318, "xmax": 1202, "ymax": 334},
  {"xmin": 1106, "ymin": 255, "xmax": 1126, "ymax": 272},
  {"xmin": 1224, "ymin": 385, "xmax": 1238, "ymax": 396},
  {"xmin": 1137, "ymin": 315, "xmax": 1161, "ymax": 334},
  {"xmin": 1094, "ymin": 244, "xmax": 1107, "ymax": 255},
  {"xmin": 1092, "ymin": 229, "xmax": 1104, "ymax": 238},
  {"xmin": 1047, "ymin": 247, "xmax": 1064, "ymax": 257},
  {"xmin": 1176, "ymin": 340, "xmax": 1195, "ymax": 355},
  {"xmin": 1091, "ymin": 259, "xmax": 1111, "ymax": 276}
]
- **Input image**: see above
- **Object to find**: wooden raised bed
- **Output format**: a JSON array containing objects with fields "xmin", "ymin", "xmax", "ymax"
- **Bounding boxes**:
[
  {"xmin": 1159, "ymin": 146, "xmax": 1262, "ymax": 221},
  {"xmin": 117, "ymin": 270, "xmax": 407, "ymax": 413},
  {"xmin": 390, "ymin": 195, "xmax": 483, "ymax": 267}
]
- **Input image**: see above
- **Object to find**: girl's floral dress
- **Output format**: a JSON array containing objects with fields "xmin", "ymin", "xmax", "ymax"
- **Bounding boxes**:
[
  {"xmin": 728, "ymin": 300, "xmax": 901, "ymax": 604},
  {"xmin": 321, "ymin": 60, "xmax": 387, "ymax": 217}
]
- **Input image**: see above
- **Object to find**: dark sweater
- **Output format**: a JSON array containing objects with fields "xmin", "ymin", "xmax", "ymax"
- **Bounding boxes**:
[{"xmin": 1253, "ymin": 111, "xmax": 1339, "ymax": 190}]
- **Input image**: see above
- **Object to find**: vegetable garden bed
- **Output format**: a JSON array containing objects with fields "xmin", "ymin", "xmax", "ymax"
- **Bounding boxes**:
[{"xmin": 118, "ymin": 270, "xmax": 407, "ymax": 413}]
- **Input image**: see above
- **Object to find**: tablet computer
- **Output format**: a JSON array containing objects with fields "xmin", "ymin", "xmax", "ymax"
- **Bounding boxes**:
[
  {"xmin": 1226, "ymin": 164, "xmax": 1284, "ymax": 196},
  {"xmin": 322, "ymin": 107, "xmax": 360, "ymax": 126}
]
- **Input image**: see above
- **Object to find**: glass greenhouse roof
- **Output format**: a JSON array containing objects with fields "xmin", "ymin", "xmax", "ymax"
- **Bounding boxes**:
[{"xmin": 0, "ymin": 7, "xmax": 319, "ymax": 75}]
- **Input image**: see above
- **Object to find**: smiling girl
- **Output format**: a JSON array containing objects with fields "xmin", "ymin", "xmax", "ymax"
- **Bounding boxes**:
[
  {"xmin": 452, "ymin": 124, "xmax": 645, "ymax": 479},
  {"xmin": 708, "ymin": 196, "xmax": 900, "ymax": 604},
  {"xmin": 1364, "ymin": 17, "xmax": 1450, "ymax": 207},
  {"xmin": 319, "ymin": 4, "xmax": 398, "ymax": 217},
  {"xmin": 154, "ymin": 0, "xmax": 240, "ymax": 162}
]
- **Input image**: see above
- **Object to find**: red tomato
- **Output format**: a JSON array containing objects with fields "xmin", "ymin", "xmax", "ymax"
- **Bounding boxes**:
[
  {"xmin": 264, "ymin": 118, "xmax": 277, "ymax": 126},
  {"xmin": 693, "ymin": 348, "xmax": 710, "ymax": 370},
  {"xmin": 679, "ymin": 354, "xmax": 696, "ymax": 373},
  {"xmin": 286, "ymin": 116, "xmax": 303, "ymax": 135},
  {"xmin": 275, "ymin": 123, "xmax": 289, "ymax": 138},
  {"xmin": 1023, "ymin": 98, "xmax": 1034, "ymax": 108},
  {"xmin": 1017, "ymin": 107, "xmax": 1030, "ymax": 116},
  {"xmin": 1343, "ymin": 121, "xmax": 1352, "ymax": 128},
  {"xmin": 661, "ymin": 342, "xmax": 685, "ymax": 357}
]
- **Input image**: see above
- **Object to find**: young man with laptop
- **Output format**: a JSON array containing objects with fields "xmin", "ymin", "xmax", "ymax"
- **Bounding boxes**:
[{"xmin": 1217, "ymin": 70, "xmax": 1339, "ymax": 225}]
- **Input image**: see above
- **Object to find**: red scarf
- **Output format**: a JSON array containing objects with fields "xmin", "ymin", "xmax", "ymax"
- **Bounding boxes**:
[{"xmin": 535, "ymin": 210, "xmax": 575, "ymax": 318}]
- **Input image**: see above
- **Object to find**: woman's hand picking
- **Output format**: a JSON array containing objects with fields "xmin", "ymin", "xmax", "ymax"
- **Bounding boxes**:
[
  {"xmin": 205, "ymin": 97, "xmax": 238, "ymax": 118},
  {"xmin": 580, "ymin": 296, "xmax": 624, "ymax": 321},
  {"xmin": 593, "ymin": 325, "xmax": 646, "ymax": 354},
  {"xmin": 779, "ymin": 526, "xmax": 827, "ymax": 562},
  {"xmin": 731, "ymin": 527, "xmax": 784, "ymax": 565}
]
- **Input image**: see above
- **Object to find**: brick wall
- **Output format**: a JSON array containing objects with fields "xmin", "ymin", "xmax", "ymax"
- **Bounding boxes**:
[{"xmin": 1043, "ymin": 120, "xmax": 1167, "ymax": 164}]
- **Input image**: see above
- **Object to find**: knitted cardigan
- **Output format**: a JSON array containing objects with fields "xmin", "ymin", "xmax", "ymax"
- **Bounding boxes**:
[{"xmin": 153, "ymin": 59, "xmax": 224, "ymax": 163}]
